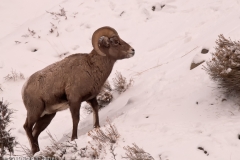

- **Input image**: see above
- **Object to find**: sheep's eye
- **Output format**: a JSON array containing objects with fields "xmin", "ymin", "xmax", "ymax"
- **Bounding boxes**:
[
  {"xmin": 110, "ymin": 37, "xmax": 120, "ymax": 45},
  {"xmin": 114, "ymin": 40, "xmax": 119, "ymax": 45}
]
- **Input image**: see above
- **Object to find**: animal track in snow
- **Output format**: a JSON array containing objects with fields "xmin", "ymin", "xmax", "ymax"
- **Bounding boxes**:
[
  {"xmin": 71, "ymin": 45, "xmax": 79, "ymax": 50},
  {"xmin": 65, "ymin": 24, "xmax": 75, "ymax": 32},
  {"xmin": 109, "ymin": 1, "xmax": 115, "ymax": 10}
]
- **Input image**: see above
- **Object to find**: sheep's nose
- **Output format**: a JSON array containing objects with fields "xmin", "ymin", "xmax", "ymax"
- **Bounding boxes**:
[{"xmin": 131, "ymin": 48, "xmax": 135, "ymax": 55}]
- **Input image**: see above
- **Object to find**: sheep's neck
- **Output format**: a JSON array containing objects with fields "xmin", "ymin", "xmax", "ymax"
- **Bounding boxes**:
[{"xmin": 89, "ymin": 51, "xmax": 116, "ymax": 84}]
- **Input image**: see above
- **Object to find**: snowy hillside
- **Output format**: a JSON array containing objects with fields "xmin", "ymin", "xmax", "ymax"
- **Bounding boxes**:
[{"xmin": 1, "ymin": 0, "xmax": 240, "ymax": 159}]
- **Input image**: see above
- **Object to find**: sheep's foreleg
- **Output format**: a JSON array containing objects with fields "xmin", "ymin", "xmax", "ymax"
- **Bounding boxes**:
[
  {"xmin": 87, "ymin": 97, "xmax": 100, "ymax": 128},
  {"xmin": 69, "ymin": 99, "xmax": 81, "ymax": 140}
]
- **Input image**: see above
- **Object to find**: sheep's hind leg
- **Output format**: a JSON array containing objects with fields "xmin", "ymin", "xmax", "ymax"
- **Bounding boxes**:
[
  {"xmin": 23, "ymin": 114, "xmax": 42, "ymax": 155},
  {"xmin": 32, "ymin": 113, "xmax": 56, "ymax": 150},
  {"xmin": 87, "ymin": 97, "xmax": 100, "ymax": 128}
]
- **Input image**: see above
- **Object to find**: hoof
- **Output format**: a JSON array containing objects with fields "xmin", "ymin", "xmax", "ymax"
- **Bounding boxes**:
[
  {"xmin": 71, "ymin": 136, "xmax": 78, "ymax": 141},
  {"xmin": 32, "ymin": 147, "xmax": 40, "ymax": 155},
  {"xmin": 94, "ymin": 124, "xmax": 100, "ymax": 128}
]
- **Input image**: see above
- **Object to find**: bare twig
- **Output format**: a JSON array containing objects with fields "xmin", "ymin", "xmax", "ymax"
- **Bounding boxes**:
[
  {"xmin": 18, "ymin": 144, "xmax": 33, "ymax": 157},
  {"xmin": 120, "ymin": 11, "xmax": 125, "ymax": 16},
  {"xmin": 88, "ymin": 119, "xmax": 120, "ymax": 145},
  {"xmin": 181, "ymin": 46, "xmax": 199, "ymax": 58},
  {"xmin": 28, "ymin": 28, "xmax": 36, "ymax": 36},
  {"xmin": 110, "ymin": 144, "xmax": 117, "ymax": 160},
  {"xmin": 4, "ymin": 69, "xmax": 25, "ymax": 81},
  {"xmin": 134, "ymin": 46, "xmax": 199, "ymax": 76},
  {"xmin": 72, "ymin": 12, "xmax": 78, "ymax": 18},
  {"xmin": 123, "ymin": 143, "xmax": 154, "ymax": 160},
  {"xmin": 134, "ymin": 64, "xmax": 163, "ymax": 76},
  {"xmin": 35, "ymin": 131, "xmax": 77, "ymax": 159},
  {"xmin": 46, "ymin": 7, "xmax": 67, "ymax": 20}
]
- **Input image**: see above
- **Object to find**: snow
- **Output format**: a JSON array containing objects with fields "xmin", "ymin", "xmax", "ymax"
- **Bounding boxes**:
[
  {"xmin": 1, "ymin": 0, "xmax": 240, "ymax": 159},
  {"xmin": 221, "ymin": 68, "xmax": 232, "ymax": 75}
]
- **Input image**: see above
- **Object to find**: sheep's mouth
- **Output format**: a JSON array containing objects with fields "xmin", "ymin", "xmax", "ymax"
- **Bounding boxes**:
[
  {"xmin": 126, "ymin": 47, "xmax": 135, "ymax": 58},
  {"xmin": 126, "ymin": 52, "xmax": 134, "ymax": 58}
]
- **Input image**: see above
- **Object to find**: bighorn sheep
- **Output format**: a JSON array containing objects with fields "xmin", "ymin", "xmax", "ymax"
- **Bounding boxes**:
[{"xmin": 22, "ymin": 26, "xmax": 135, "ymax": 154}]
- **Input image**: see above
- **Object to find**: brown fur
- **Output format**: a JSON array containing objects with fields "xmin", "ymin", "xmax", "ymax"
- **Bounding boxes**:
[{"xmin": 22, "ymin": 27, "xmax": 135, "ymax": 154}]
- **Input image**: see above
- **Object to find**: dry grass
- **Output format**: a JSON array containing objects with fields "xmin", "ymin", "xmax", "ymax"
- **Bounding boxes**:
[
  {"xmin": 87, "ymin": 119, "xmax": 120, "ymax": 159},
  {"xmin": 28, "ymin": 28, "xmax": 36, "ymax": 36},
  {"xmin": 88, "ymin": 119, "xmax": 120, "ymax": 145},
  {"xmin": 4, "ymin": 70, "xmax": 24, "ymax": 81},
  {"xmin": 113, "ymin": 71, "xmax": 133, "ymax": 94},
  {"xmin": 25, "ymin": 121, "xmax": 120, "ymax": 159},
  {"xmin": 46, "ymin": 7, "xmax": 67, "ymax": 20},
  {"xmin": 87, "ymin": 142, "xmax": 102, "ymax": 159},
  {"xmin": 49, "ymin": 22, "xmax": 60, "ymax": 37},
  {"xmin": 109, "ymin": 144, "xmax": 117, "ymax": 160},
  {"xmin": 34, "ymin": 131, "xmax": 77, "ymax": 159},
  {"xmin": 18, "ymin": 144, "xmax": 33, "ymax": 157},
  {"xmin": 102, "ymin": 80, "xmax": 112, "ymax": 92},
  {"xmin": 39, "ymin": 131, "xmax": 65, "ymax": 159},
  {"xmin": 123, "ymin": 143, "xmax": 154, "ymax": 160},
  {"xmin": 22, "ymin": 28, "xmax": 36, "ymax": 38},
  {"xmin": 85, "ymin": 74, "xmax": 133, "ymax": 114},
  {"xmin": 204, "ymin": 34, "xmax": 240, "ymax": 96}
]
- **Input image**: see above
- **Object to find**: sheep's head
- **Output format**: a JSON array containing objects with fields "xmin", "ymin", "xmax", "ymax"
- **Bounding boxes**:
[{"xmin": 92, "ymin": 26, "xmax": 135, "ymax": 60}]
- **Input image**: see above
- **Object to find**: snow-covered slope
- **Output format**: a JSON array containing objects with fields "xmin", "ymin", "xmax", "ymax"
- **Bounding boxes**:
[{"xmin": 1, "ymin": 0, "xmax": 240, "ymax": 159}]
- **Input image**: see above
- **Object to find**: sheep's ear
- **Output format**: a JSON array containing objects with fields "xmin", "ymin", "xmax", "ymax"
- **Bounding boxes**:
[{"xmin": 99, "ymin": 36, "xmax": 110, "ymax": 48}]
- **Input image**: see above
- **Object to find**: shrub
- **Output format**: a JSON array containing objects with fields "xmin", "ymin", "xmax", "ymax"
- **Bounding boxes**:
[
  {"xmin": 33, "ymin": 131, "xmax": 78, "ymax": 160},
  {"xmin": 0, "ymin": 100, "xmax": 17, "ymax": 158},
  {"xmin": 97, "ymin": 80, "xmax": 113, "ymax": 109},
  {"xmin": 84, "ymin": 72, "xmax": 133, "ymax": 114},
  {"xmin": 123, "ymin": 143, "xmax": 154, "ymax": 160},
  {"xmin": 204, "ymin": 34, "xmax": 240, "ymax": 96},
  {"xmin": 97, "ymin": 91, "xmax": 113, "ymax": 108},
  {"xmin": 87, "ymin": 119, "xmax": 120, "ymax": 159},
  {"xmin": 113, "ymin": 71, "xmax": 133, "ymax": 94}
]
